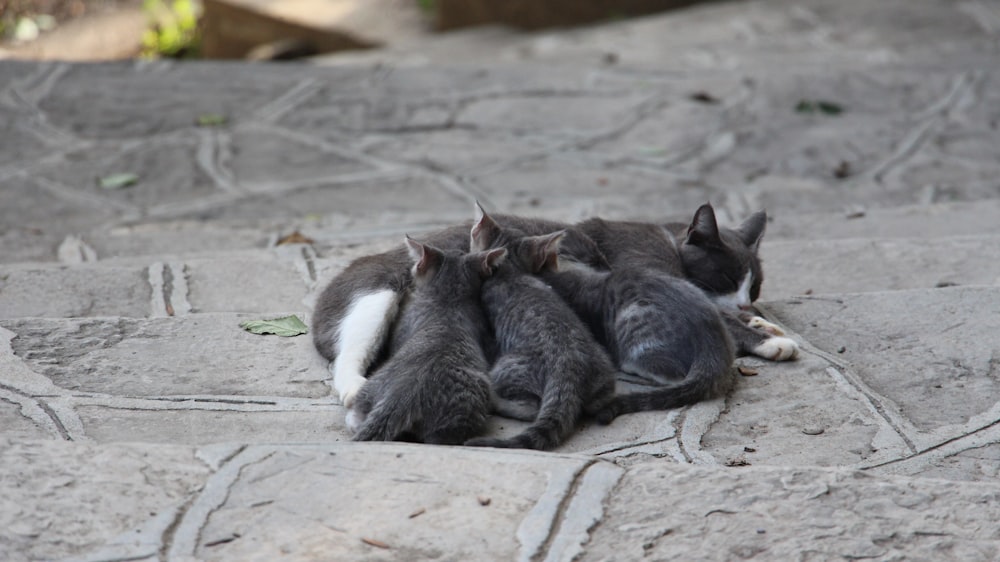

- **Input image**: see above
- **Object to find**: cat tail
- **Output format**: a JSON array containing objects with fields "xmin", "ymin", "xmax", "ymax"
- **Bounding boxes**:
[
  {"xmin": 596, "ymin": 355, "xmax": 729, "ymax": 424},
  {"xmin": 352, "ymin": 393, "xmax": 417, "ymax": 442},
  {"xmin": 465, "ymin": 382, "xmax": 582, "ymax": 451}
]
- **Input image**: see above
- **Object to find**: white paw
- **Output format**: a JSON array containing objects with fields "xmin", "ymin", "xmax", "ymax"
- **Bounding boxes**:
[
  {"xmin": 337, "ymin": 375, "xmax": 366, "ymax": 408},
  {"xmin": 748, "ymin": 316, "xmax": 785, "ymax": 336},
  {"xmin": 753, "ymin": 336, "xmax": 799, "ymax": 361},
  {"xmin": 345, "ymin": 408, "xmax": 364, "ymax": 433}
]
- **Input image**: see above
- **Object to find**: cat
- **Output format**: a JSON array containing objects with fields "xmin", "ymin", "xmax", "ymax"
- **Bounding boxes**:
[
  {"xmin": 347, "ymin": 236, "xmax": 506, "ymax": 444},
  {"xmin": 312, "ymin": 212, "xmax": 604, "ymax": 408},
  {"xmin": 578, "ymin": 203, "xmax": 798, "ymax": 361},
  {"xmin": 462, "ymin": 208, "xmax": 618, "ymax": 450},
  {"xmin": 312, "ymin": 205, "xmax": 794, "ymax": 408},
  {"xmin": 542, "ymin": 261, "xmax": 735, "ymax": 420}
]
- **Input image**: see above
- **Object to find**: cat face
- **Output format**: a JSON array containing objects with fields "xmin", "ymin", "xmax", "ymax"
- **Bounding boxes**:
[{"xmin": 678, "ymin": 205, "xmax": 766, "ymax": 311}]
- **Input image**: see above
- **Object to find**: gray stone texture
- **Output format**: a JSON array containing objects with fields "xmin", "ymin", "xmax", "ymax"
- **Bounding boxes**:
[{"xmin": 2, "ymin": 0, "xmax": 1000, "ymax": 558}]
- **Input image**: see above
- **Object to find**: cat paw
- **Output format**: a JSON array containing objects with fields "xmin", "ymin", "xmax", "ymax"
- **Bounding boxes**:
[
  {"xmin": 747, "ymin": 316, "xmax": 785, "ymax": 336},
  {"xmin": 344, "ymin": 408, "xmax": 364, "ymax": 433},
  {"xmin": 752, "ymin": 336, "xmax": 799, "ymax": 361},
  {"xmin": 336, "ymin": 375, "xmax": 366, "ymax": 409}
]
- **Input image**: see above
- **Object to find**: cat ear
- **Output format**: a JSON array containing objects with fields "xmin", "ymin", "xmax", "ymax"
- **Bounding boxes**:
[
  {"xmin": 737, "ymin": 210, "xmax": 767, "ymax": 252},
  {"xmin": 477, "ymin": 247, "xmax": 508, "ymax": 277},
  {"xmin": 470, "ymin": 202, "xmax": 502, "ymax": 252},
  {"xmin": 405, "ymin": 236, "xmax": 441, "ymax": 278},
  {"xmin": 686, "ymin": 203, "xmax": 722, "ymax": 247},
  {"xmin": 525, "ymin": 230, "xmax": 566, "ymax": 273}
]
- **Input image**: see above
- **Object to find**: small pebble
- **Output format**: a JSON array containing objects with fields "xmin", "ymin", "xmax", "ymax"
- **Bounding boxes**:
[
  {"xmin": 802, "ymin": 426, "xmax": 825, "ymax": 435},
  {"xmin": 837, "ymin": 346, "xmax": 846, "ymax": 353}
]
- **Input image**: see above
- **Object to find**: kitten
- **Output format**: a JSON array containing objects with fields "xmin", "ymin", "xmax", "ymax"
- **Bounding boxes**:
[
  {"xmin": 579, "ymin": 204, "xmax": 798, "ymax": 361},
  {"xmin": 312, "ymin": 214, "xmax": 603, "ymax": 408},
  {"xmin": 348, "ymin": 236, "xmax": 506, "ymax": 444},
  {"xmin": 463, "ymin": 209, "xmax": 617, "ymax": 450},
  {"xmin": 543, "ymin": 263, "xmax": 735, "ymax": 420}
]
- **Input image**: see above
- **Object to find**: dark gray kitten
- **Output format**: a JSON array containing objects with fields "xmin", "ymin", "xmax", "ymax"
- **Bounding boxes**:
[
  {"xmin": 348, "ymin": 236, "xmax": 506, "ymax": 444},
  {"xmin": 463, "ymin": 209, "xmax": 617, "ymax": 450},
  {"xmin": 544, "ymin": 263, "xmax": 735, "ymax": 420},
  {"xmin": 579, "ymin": 204, "xmax": 798, "ymax": 361}
]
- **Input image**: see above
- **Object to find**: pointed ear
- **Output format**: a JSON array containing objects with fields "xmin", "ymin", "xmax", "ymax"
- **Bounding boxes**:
[
  {"xmin": 478, "ymin": 247, "xmax": 508, "ymax": 277},
  {"xmin": 526, "ymin": 230, "xmax": 566, "ymax": 273},
  {"xmin": 405, "ymin": 236, "xmax": 440, "ymax": 278},
  {"xmin": 470, "ymin": 202, "xmax": 502, "ymax": 252},
  {"xmin": 686, "ymin": 203, "xmax": 722, "ymax": 247},
  {"xmin": 737, "ymin": 210, "xmax": 767, "ymax": 252}
]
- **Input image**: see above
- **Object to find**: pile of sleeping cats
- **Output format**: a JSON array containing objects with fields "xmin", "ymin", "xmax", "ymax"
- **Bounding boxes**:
[{"xmin": 311, "ymin": 203, "xmax": 798, "ymax": 451}]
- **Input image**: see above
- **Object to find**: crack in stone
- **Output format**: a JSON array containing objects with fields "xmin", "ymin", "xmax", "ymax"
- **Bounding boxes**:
[
  {"xmin": 532, "ymin": 458, "xmax": 598, "ymax": 562},
  {"xmin": 863, "ymin": 416, "xmax": 1000, "ymax": 471}
]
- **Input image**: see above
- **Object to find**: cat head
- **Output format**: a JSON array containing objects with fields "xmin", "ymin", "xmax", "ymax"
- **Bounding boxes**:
[
  {"xmin": 405, "ymin": 235, "xmax": 507, "ymax": 295},
  {"xmin": 679, "ymin": 204, "xmax": 766, "ymax": 311},
  {"xmin": 469, "ymin": 204, "xmax": 566, "ymax": 274}
]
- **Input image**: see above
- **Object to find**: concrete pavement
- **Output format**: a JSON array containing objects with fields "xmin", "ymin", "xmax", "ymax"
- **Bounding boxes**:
[{"xmin": 2, "ymin": 0, "xmax": 1000, "ymax": 559}]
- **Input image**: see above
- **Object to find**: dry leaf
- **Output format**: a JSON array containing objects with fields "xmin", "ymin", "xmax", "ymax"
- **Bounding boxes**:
[
  {"xmin": 276, "ymin": 231, "xmax": 315, "ymax": 245},
  {"xmin": 408, "ymin": 508, "xmax": 426, "ymax": 519},
  {"xmin": 361, "ymin": 537, "xmax": 391, "ymax": 549},
  {"xmin": 737, "ymin": 366, "xmax": 759, "ymax": 377}
]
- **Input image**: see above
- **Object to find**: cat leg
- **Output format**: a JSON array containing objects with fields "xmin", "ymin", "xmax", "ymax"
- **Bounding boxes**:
[
  {"xmin": 747, "ymin": 315, "xmax": 785, "ymax": 336},
  {"xmin": 721, "ymin": 310, "xmax": 799, "ymax": 361},
  {"xmin": 330, "ymin": 289, "xmax": 402, "ymax": 407}
]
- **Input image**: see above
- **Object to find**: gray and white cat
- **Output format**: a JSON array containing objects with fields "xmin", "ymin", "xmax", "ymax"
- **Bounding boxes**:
[
  {"xmin": 463, "ymin": 209, "xmax": 618, "ymax": 450},
  {"xmin": 347, "ymin": 236, "xmax": 506, "ymax": 444}
]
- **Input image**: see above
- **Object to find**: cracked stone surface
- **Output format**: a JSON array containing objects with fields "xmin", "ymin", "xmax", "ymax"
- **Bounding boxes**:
[{"xmin": 2, "ymin": 0, "xmax": 1000, "ymax": 558}]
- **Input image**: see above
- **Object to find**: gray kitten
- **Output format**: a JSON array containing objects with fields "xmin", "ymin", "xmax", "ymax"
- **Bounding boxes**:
[
  {"xmin": 348, "ymin": 236, "xmax": 506, "ymax": 444},
  {"xmin": 463, "ymin": 209, "xmax": 617, "ymax": 450},
  {"xmin": 579, "ymin": 204, "xmax": 798, "ymax": 361},
  {"xmin": 544, "ymin": 263, "xmax": 735, "ymax": 420}
]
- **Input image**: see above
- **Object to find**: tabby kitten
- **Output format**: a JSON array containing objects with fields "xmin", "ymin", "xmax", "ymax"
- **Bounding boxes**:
[
  {"xmin": 348, "ymin": 236, "xmax": 506, "ymax": 444},
  {"xmin": 463, "ymin": 208, "xmax": 617, "ymax": 450}
]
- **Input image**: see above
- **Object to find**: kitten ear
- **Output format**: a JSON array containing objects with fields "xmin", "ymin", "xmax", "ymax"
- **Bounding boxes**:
[
  {"xmin": 686, "ymin": 203, "xmax": 722, "ymax": 247},
  {"xmin": 405, "ymin": 236, "xmax": 441, "ymax": 278},
  {"xmin": 477, "ymin": 247, "xmax": 508, "ymax": 277},
  {"xmin": 525, "ymin": 230, "xmax": 566, "ymax": 273},
  {"xmin": 470, "ymin": 202, "xmax": 502, "ymax": 252},
  {"xmin": 737, "ymin": 210, "xmax": 767, "ymax": 252}
]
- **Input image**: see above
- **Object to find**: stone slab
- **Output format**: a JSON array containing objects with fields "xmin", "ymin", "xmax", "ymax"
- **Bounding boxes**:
[
  {"xmin": 0, "ymin": 438, "xmax": 209, "ymax": 562},
  {"xmin": 765, "ymin": 286, "xmax": 1000, "ymax": 448},
  {"xmin": 0, "ymin": 263, "xmax": 152, "ymax": 318},
  {"xmin": 760, "ymin": 235, "xmax": 1000, "ymax": 300},
  {"xmin": 1, "ymin": 315, "xmax": 330, "ymax": 398},
  {"xmin": 182, "ymin": 444, "xmax": 596, "ymax": 561},
  {"xmin": 583, "ymin": 463, "xmax": 1000, "ymax": 561}
]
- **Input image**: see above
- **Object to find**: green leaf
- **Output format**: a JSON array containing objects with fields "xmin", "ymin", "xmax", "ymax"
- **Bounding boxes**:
[
  {"xmin": 99, "ymin": 173, "xmax": 139, "ymax": 189},
  {"xmin": 240, "ymin": 315, "xmax": 309, "ymax": 337},
  {"xmin": 816, "ymin": 101, "xmax": 844, "ymax": 115},
  {"xmin": 196, "ymin": 113, "xmax": 227, "ymax": 126}
]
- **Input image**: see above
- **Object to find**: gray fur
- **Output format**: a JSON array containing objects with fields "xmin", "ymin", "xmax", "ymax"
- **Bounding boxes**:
[
  {"xmin": 545, "ymin": 264, "xmax": 735, "ymax": 419},
  {"xmin": 464, "ymin": 210, "xmax": 617, "ymax": 450},
  {"xmin": 349, "ymin": 238, "xmax": 506, "ymax": 444}
]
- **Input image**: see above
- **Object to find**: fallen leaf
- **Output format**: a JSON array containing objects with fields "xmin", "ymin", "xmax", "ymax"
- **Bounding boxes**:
[
  {"xmin": 99, "ymin": 173, "xmax": 139, "ymax": 190},
  {"xmin": 361, "ymin": 537, "xmax": 391, "ymax": 549},
  {"xmin": 276, "ymin": 231, "xmax": 315, "ymax": 246},
  {"xmin": 737, "ymin": 366, "xmax": 759, "ymax": 377},
  {"xmin": 197, "ymin": 113, "xmax": 227, "ymax": 126},
  {"xmin": 477, "ymin": 496, "xmax": 492, "ymax": 506},
  {"xmin": 408, "ymin": 508, "xmax": 426, "ymax": 519},
  {"xmin": 239, "ymin": 315, "xmax": 308, "ymax": 337}
]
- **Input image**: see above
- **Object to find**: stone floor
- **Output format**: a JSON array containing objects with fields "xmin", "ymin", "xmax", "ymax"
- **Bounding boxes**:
[{"xmin": 2, "ymin": 0, "xmax": 1000, "ymax": 559}]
